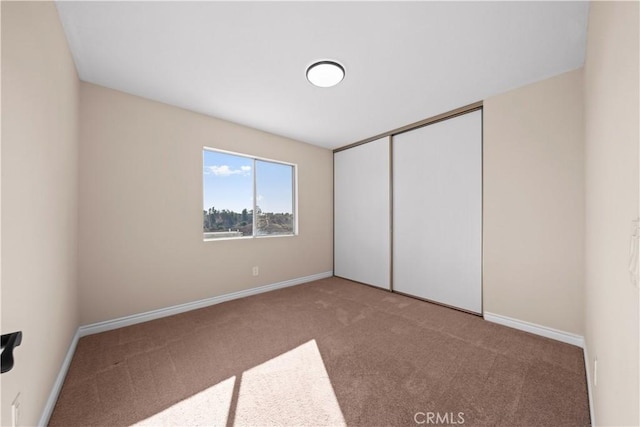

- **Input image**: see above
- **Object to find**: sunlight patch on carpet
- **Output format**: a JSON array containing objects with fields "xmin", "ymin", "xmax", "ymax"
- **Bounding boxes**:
[
  {"xmin": 234, "ymin": 339, "xmax": 346, "ymax": 426},
  {"xmin": 130, "ymin": 340, "xmax": 344, "ymax": 426},
  {"xmin": 133, "ymin": 376, "xmax": 236, "ymax": 426}
]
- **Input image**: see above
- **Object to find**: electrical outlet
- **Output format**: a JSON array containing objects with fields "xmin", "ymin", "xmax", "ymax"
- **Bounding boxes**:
[
  {"xmin": 11, "ymin": 393, "xmax": 21, "ymax": 427},
  {"xmin": 594, "ymin": 357, "xmax": 598, "ymax": 387},
  {"xmin": 252, "ymin": 266, "xmax": 259, "ymax": 276}
]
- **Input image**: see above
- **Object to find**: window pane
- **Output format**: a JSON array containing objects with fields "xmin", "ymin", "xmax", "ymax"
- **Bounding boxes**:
[
  {"xmin": 255, "ymin": 160, "xmax": 294, "ymax": 236},
  {"xmin": 203, "ymin": 150, "xmax": 253, "ymax": 239}
]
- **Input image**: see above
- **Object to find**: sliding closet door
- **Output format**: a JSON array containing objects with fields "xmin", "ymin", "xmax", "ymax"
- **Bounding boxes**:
[
  {"xmin": 334, "ymin": 137, "xmax": 390, "ymax": 289},
  {"xmin": 393, "ymin": 110, "xmax": 482, "ymax": 313}
]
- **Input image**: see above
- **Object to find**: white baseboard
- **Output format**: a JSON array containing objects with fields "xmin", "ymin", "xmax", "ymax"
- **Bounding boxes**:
[
  {"xmin": 483, "ymin": 311, "xmax": 585, "ymax": 348},
  {"xmin": 582, "ymin": 341, "xmax": 596, "ymax": 426},
  {"xmin": 38, "ymin": 329, "xmax": 80, "ymax": 426},
  {"xmin": 39, "ymin": 271, "xmax": 333, "ymax": 425},
  {"xmin": 78, "ymin": 271, "xmax": 333, "ymax": 337}
]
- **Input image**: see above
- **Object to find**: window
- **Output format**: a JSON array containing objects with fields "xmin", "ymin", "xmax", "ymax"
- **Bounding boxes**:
[{"xmin": 203, "ymin": 148, "xmax": 296, "ymax": 240}]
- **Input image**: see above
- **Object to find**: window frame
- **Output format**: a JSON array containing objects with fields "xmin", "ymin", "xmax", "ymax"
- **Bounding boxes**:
[{"xmin": 202, "ymin": 146, "xmax": 298, "ymax": 241}]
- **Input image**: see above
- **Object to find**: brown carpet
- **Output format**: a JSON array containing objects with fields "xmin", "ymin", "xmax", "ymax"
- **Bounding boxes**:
[{"xmin": 49, "ymin": 277, "xmax": 590, "ymax": 426}]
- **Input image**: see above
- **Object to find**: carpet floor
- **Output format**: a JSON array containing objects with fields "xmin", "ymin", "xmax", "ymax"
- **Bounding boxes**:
[{"xmin": 49, "ymin": 277, "xmax": 590, "ymax": 426}]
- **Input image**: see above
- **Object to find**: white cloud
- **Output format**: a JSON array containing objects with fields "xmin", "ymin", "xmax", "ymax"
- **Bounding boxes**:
[{"xmin": 207, "ymin": 165, "xmax": 251, "ymax": 177}]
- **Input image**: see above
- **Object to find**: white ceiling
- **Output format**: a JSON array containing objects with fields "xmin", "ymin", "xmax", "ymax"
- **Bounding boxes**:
[{"xmin": 56, "ymin": 1, "xmax": 589, "ymax": 150}]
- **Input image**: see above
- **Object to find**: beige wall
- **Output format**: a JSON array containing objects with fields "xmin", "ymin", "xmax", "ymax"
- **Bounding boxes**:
[
  {"xmin": 78, "ymin": 83, "xmax": 333, "ymax": 325},
  {"xmin": 1, "ymin": 2, "xmax": 80, "ymax": 426},
  {"xmin": 584, "ymin": 2, "xmax": 639, "ymax": 426},
  {"xmin": 483, "ymin": 69, "xmax": 585, "ymax": 335}
]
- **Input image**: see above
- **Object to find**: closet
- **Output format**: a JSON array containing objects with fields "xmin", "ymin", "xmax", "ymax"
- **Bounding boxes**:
[{"xmin": 334, "ymin": 106, "xmax": 482, "ymax": 314}]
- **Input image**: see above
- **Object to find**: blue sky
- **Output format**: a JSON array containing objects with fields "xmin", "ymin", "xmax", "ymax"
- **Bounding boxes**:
[{"xmin": 203, "ymin": 150, "xmax": 293, "ymax": 214}]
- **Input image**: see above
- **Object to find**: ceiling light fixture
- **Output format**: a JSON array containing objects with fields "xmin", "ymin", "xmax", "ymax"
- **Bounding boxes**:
[{"xmin": 306, "ymin": 60, "xmax": 345, "ymax": 88}]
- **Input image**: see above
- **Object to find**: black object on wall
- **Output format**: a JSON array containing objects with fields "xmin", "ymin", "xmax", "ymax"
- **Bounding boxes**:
[{"xmin": 1, "ymin": 331, "xmax": 23, "ymax": 374}]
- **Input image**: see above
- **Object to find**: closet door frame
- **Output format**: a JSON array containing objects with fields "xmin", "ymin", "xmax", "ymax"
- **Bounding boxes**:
[{"xmin": 334, "ymin": 101, "xmax": 483, "ymax": 315}]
